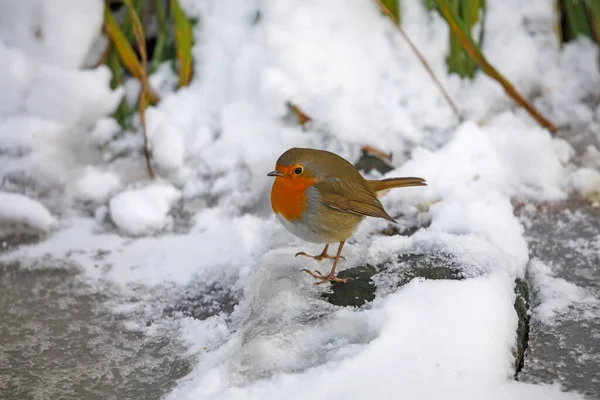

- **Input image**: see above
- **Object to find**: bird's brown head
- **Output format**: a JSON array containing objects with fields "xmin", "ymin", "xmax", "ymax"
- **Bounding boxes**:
[{"xmin": 267, "ymin": 148, "xmax": 320, "ymax": 189}]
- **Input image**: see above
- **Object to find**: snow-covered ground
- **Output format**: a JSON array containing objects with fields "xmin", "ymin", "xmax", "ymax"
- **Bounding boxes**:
[{"xmin": 1, "ymin": 0, "xmax": 599, "ymax": 399}]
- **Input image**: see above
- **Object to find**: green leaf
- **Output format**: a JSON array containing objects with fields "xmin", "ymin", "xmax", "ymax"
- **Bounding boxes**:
[
  {"xmin": 170, "ymin": 0, "xmax": 194, "ymax": 87},
  {"xmin": 380, "ymin": 0, "xmax": 400, "ymax": 25},
  {"xmin": 123, "ymin": 0, "xmax": 148, "ymax": 65},
  {"xmin": 586, "ymin": 0, "xmax": 600, "ymax": 43},
  {"xmin": 104, "ymin": 6, "xmax": 146, "ymax": 84},
  {"xmin": 107, "ymin": 48, "xmax": 131, "ymax": 128},
  {"xmin": 149, "ymin": 0, "xmax": 168, "ymax": 74},
  {"xmin": 563, "ymin": 0, "xmax": 593, "ymax": 40},
  {"xmin": 460, "ymin": 0, "xmax": 483, "ymax": 76}
]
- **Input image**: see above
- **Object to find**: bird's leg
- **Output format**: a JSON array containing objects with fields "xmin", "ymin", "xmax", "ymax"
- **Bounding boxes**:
[
  {"xmin": 301, "ymin": 241, "xmax": 350, "ymax": 284},
  {"xmin": 295, "ymin": 244, "xmax": 345, "ymax": 262}
]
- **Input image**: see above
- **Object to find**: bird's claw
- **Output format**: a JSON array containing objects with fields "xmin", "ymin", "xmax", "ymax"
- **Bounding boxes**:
[
  {"xmin": 295, "ymin": 251, "xmax": 345, "ymax": 262},
  {"xmin": 301, "ymin": 268, "xmax": 352, "ymax": 285}
]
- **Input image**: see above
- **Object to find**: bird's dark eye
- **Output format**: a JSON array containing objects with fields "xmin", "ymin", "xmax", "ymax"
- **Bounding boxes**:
[{"xmin": 294, "ymin": 167, "xmax": 303, "ymax": 175}]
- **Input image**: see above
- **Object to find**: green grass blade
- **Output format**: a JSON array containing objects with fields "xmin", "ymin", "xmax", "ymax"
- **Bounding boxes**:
[
  {"xmin": 423, "ymin": 0, "xmax": 436, "ymax": 11},
  {"xmin": 563, "ymin": 0, "xmax": 593, "ymax": 40},
  {"xmin": 120, "ymin": 0, "xmax": 143, "ymax": 43},
  {"xmin": 554, "ymin": 0, "xmax": 564, "ymax": 46},
  {"xmin": 461, "ymin": 0, "xmax": 482, "ymax": 77},
  {"xmin": 104, "ymin": 6, "xmax": 146, "ymax": 83},
  {"xmin": 149, "ymin": 0, "xmax": 168, "ymax": 74},
  {"xmin": 446, "ymin": 0, "xmax": 464, "ymax": 76},
  {"xmin": 376, "ymin": 0, "xmax": 460, "ymax": 116},
  {"xmin": 123, "ymin": 0, "xmax": 147, "ymax": 66},
  {"xmin": 107, "ymin": 48, "xmax": 131, "ymax": 128},
  {"xmin": 380, "ymin": 0, "xmax": 400, "ymax": 24},
  {"xmin": 170, "ymin": 0, "xmax": 193, "ymax": 87},
  {"xmin": 586, "ymin": 0, "xmax": 600, "ymax": 43}
]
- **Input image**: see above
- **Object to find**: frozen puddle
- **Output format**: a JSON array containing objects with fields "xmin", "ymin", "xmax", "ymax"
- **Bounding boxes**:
[{"xmin": 0, "ymin": 260, "xmax": 193, "ymax": 400}]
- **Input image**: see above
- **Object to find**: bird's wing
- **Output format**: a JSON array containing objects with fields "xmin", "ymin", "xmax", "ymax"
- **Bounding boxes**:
[{"xmin": 314, "ymin": 178, "xmax": 396, "ymax": 223}]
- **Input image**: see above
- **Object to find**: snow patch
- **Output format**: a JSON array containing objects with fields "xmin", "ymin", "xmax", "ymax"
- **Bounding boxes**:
[
  {"xmin": 0, "ymin": 191, "xmax": 57, "ymax": 231},
  {"xmin": 67, "ymin": 166, "xmax": 122, "ymax": 203},
  {"xmin": 528, "ymin": 258, "xmax": 593, "ymax": 323},
  {"xmin": 109, "ymin": 183, "xmax": 182, "ymax": 236}
]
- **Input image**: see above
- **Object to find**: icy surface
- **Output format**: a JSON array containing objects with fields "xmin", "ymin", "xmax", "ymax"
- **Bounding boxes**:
[{"xmin": 0, "ymin": 0, "xmax": 598, "ymax": 399}]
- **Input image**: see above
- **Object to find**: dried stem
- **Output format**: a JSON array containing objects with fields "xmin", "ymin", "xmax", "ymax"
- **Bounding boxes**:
[
  {"xmin": 138, "ymin": 91, "xmax": 155, "ymax": 179},
  {"xmin": 374, "ymin": 0, "xmax": 461, "ymax": 118},
  {"xmin": 435, "ymin": 0, "xmax": 557, "ymax": 133},
  {"xmin": 123, "ymin": 0, "xmax": 156, "ymax": 179}
]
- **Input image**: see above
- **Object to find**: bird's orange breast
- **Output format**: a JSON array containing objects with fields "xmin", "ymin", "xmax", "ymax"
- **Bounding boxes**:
[{"xmin": 270, "ymin": 176, "xmax": 315, "ymax": 221}]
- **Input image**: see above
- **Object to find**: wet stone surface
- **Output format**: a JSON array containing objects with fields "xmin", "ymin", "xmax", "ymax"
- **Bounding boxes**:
[
  {"xmin": 517, "ymin": 200, "xmax": 600, "ymax": 398},
  {"xmin": 324, "ymin": 253, "xmax": 464, "ymax": 308},
  {"xmin": 0, "ymin": 263, "xmax": 193, "ymax": 400},
  {"xmin": 0, "ymin": 229, "xmax": 44, "ymax": 254},
  {"xmin": 162, "ymin": 282, "xmax": 240, "ymax": 321}
]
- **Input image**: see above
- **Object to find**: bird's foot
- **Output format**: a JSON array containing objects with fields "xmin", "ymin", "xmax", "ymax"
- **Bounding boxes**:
[
  {"xmin": 295, "ymin": 251, "xmax": 345, "ymax": 262},
  {"xmin": 300, "ymin": 268, "xmax": 351, "ymax": 285}
]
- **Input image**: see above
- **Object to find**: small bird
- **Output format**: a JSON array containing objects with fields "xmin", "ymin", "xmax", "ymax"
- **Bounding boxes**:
[{"xmin": 268, "ymin": 147, "xmax": 426, "ymax": 285}]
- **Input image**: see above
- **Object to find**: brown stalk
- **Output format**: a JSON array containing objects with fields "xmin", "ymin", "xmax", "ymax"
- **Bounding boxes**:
[
  {"xmin": 435, "ymin": 0, "xmax": 557, "ymax": 133},
  {"xmin": 123, "ymin": 0, "xmax": 156, "ymax": 179},
  {"xmin": 374, "ymin": 0, "xmax": 461, "ymax": 118},
  {"xmin": 287, "ymin": 102, "xmax": 312, "ymax": 126},
  {"xmin": 138, "ymin": 91, "xmax": 154, "ymax": 179}
]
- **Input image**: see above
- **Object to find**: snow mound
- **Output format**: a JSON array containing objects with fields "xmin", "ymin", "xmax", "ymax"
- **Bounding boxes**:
[
  {"xmin": 0, "ymin": 191, "xmax": 57, "ymax": 231},
  {"xmin": 568, "ymin": 168, "xmax": 600, "ymax": 198},
  {"xmin": 109, "ymin": 182, "xmax": 181, "ymax": 236},
  {"xmin": 0, "ymin": 0, "xmax": 103, "ymax": 69},
  {"xmin": 68, "ymin": 166, "xmax": 121, "ymax": 203}
]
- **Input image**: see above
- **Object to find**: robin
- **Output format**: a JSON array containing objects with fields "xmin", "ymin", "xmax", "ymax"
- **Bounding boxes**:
[{"xmin": 268, "ymin": 147, "xmax": 426, "ymax": 285}]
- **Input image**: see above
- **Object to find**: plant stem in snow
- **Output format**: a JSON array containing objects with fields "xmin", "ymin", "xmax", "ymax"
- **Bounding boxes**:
[{"xmin": 374, "ymin": 0, "xmax": 461, "ymax": 119}]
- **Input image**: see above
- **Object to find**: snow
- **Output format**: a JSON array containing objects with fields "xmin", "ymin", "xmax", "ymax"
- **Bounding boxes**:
[
  {"xmin": 109, "ymin": 182, "xmax": 182, "ymax": 236},
  {"xmin": 568, "ymin": 167, "xmax": 600, "ymax": 198},
  {"xmin": 24, "ymin": 64, "xmax": 121, "ymax": 127},
  {"xmin": 170, "ymin": 275, "xmax": 579, "ymax": 400},
  {"xmin": 0, "ymin": 0, "xmax": 598, "ymax": 399},
  {"xmin": 0, "ymin": 0, "xmax": 103, "ymax": 69},
  {"xmin": 528, "ymin": 258, "xmax": 593, "ymax": 324},
  {"xmin": 146, "ymin": 107, "xmax": 186, "ymax": 173},
  {"xmin": 0, "ymin": 191, "xmax": 56, "ymax": 231},
  {"xmin": 67, "ymin": 166, "xmax": 121, "ymax": 203}
]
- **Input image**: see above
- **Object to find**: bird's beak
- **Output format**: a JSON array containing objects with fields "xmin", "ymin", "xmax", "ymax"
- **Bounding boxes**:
[{"xmin": 267, "ymin": 170, "xmax": 284, "ymax": 177}]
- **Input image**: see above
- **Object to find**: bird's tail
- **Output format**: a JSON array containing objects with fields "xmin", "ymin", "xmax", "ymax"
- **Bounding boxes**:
[{"xmin": 366, "ymin": 177, "xmax": 427, "ymax": 198}]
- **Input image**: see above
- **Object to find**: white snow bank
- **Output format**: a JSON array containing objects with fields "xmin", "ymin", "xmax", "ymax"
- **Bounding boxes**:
[
  {"xmin": 109, "ymin": 183, "xmax": 182, "ymax": 236},
  {"xmin": 376, "ymin": 116, "xmax": 572, "ymax": 272},
  {"xmin": 168, "ymin": 272, "xmax": 577, "ymax": 400},
  {"xmin": 24, "ymin": 64, "xmax": 122, "ymax": 127},
  {"xmin": 0, "ymin": 191, "xmax": 56, "ymax": 231},
  {"xmin": 0, "ymin": 0, "xmax": 103, "ymax": 69}
]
